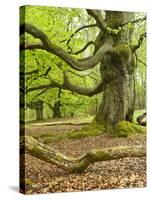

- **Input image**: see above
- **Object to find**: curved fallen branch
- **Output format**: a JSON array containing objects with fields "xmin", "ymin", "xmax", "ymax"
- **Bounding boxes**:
[{"xmin": 23, "ymin": 136, "xmax": 146, "ymax": 173}]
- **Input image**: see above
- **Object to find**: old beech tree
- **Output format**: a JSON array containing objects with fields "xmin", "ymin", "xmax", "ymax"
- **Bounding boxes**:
[{"xmin": 20, "ymin": 9, "xmax": 146, "ymax": 172}]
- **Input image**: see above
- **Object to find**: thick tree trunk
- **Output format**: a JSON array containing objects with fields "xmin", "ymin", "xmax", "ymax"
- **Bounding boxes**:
[
  {"xmin": 96, "ymin": 57, "xmax": 135, "ymax": 125},
  {"xmin": 95, "ymin": 11, "xmax": 136, "ymax": 126},
  {"xmin": 22, "ymin": 136, "xmax": 146, "ymax": 173}
]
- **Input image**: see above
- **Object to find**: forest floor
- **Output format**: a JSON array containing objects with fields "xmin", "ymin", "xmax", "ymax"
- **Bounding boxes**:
[{"xmin": 22, "ymin": 117, "xmax": 146, "ymax": 194}]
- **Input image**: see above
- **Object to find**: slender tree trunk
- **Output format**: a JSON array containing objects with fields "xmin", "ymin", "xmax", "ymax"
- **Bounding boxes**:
[
  {"xmin": 52, "ymin": 101, "xmax": 61, "ymax": 118},
  {"xmin": 27, "ymin": 100, "xmax": 44, "ymax": 121},
  {"xmin": 52, "ymin": 88, "xmax": 61, "ymax": 118},
  {"xmin": 35, "ymin": 100, "xmax": 44, "ymax": 121},
  {"xmin": 36, "ymin": 107, "xmax": 43, "ymax": 120}
]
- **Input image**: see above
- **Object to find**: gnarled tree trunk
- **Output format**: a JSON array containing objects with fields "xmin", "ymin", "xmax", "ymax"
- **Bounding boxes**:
[{"xmin": 95, "ymin": 11, "xmax": 135, "ymax": 126}]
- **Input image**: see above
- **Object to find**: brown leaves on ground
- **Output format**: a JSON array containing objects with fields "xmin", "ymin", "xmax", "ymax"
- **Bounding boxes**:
[{"xmin": 22, "ymin": 123, "xmax": 146, "ymax": 194}]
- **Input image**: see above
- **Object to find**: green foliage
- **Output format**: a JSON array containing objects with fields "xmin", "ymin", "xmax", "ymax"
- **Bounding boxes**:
[
  {"xmin": 20, "ymin": 5, "xmax": 101, "ymax": 121},
  {"xmin": 21, "ymin": 6, "xmax": 146, "ymax": 121}
]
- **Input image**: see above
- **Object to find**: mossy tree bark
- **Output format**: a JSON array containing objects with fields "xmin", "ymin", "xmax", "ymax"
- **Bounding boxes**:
[
  {"xmin": 22, "ymin": 136, "xmax": 146, "ymax": 173},
  {"xmin": 95, "ymin": 11, "xmax": 136, "ymax": 126}
]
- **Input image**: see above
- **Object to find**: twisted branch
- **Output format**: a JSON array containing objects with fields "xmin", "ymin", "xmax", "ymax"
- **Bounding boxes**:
[
  {"xmin": 132, "ymin": 32, "xmax": 146, "ymax": 51},
  {"xmin": 20, "ymin": 23, "xmax": 113, "ymax": 71},
  {"xmin": 26, "ymin": 71, "xmax": 111, "ymax": 96},
  {"xmin": 70, "ymin": 41, "xmax": 95, "ymax": 55},
  {"xmin": 60, "ymin": 24, "xmax": 97, "ymax": 45},
  {"xmin": 86, "ymin": 9, "xmax": 107, "ymax": 31}
]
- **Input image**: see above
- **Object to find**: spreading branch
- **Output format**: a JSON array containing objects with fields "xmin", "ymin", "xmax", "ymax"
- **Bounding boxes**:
[
  {"xmin": 32, "ymin": 88, "xmax": 50, "ymax": 100},
  {"xmin": 132, "ymin": 32, "xmax": 146, "ymax": 52},
  {"xmin": 20, "ymin": 43, "xmax": 45, "ymax": 51},
  {"xmin": 63, "ymin": 72, "xmax": 110, "ymax": 96},
  {"xmin": 67, "ymin": 69, "xmax": 98, "ymax": 81},
  {"xmin": 106, "ymin": 16, "xmax": 146, "ymax": 36},
  {"xmin": 20, "ymin": 23, "xmax": 113, "ymax": 71},
  {"xmin": 137, "ymin": 58, "xmax": 146, "ymax": 66},
  {"xmin": 20, "ymin": 69, "xmax": 39, "ymax": 76},
  {"xmin": 22, "ymin": 136, "xmax": 146, "ymax": 173},
  {"xmin": 60, "ymin": 24, "xmax": 97, "ymax": 45},
  {"xmin": 56, "ymin": 62, "xmax": 99, "ymax": 81},
  {"xmin": 26, "ymin": 81, "xmax": 60, "ymax": 94},
  {"xmin": 120, "ymin": 16, "xmax": 146, "ymax": 28},
  {"xmin": 86, "ymin": 9, "xmax": 107, "ymax": 31},
  {"xmin": 70, "ymin": 41, "xmax": 95, "ymax": 55},
  {"xmin": 26, "ymin": 72, "xmax": 111, "ymax": 96}
]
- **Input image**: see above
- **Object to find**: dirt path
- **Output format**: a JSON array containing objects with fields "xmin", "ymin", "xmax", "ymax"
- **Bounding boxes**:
[{"xmin": 25, "ymin": 116, "xmax": 91, "ymax": 137}]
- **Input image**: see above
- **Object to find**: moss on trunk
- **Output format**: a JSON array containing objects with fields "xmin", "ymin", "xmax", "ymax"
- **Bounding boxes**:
[
  {"xmin": 112, "ymin": 120, "xmax": 146, "ymax": 137},
  {"xmin": 95, "ymin": 12, "xmax": 136, "ymax": 126}
]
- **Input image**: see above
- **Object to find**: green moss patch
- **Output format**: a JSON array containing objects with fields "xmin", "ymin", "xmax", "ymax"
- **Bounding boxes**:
[
  {"xmin": 33, "ymin": 120, "xmax": 145, "ymax": 143},
  {"xmin": 37, "ymin": 124, "xmax": 105, "ymax": 144},
  {"xmin": 113, "ymin": 120, "xmax": 146, "ymax": 137},
  {"xmin": 67, "ymin": 126, "xmax": 103, "ymax": 140}
]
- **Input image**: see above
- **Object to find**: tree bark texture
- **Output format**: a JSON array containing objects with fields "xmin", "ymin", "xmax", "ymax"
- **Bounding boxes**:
[{"xmin": 95, "ymin": 11, "xmax": 136, "ymax": 125}]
